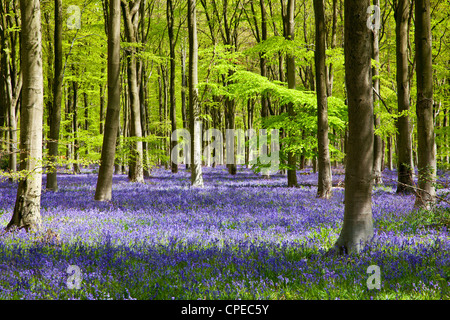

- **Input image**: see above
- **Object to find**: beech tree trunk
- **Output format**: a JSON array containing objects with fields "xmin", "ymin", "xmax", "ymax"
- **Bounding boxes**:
[
  {"xmin": 285, "ymin": 0, "xmax": 297, "ymax": 187},
  {"xmin": 95, "ymin": 0, "xmax": 121, "ymax": 201},
  {"xmin": 188, "ymin": 0, "xmax": 204, "ymax": 187},
  {"xmin": 122, "ymin": 0, "xmax": 144, "ymax": 183},
  {"xmin": 0, "ymin": 2, "xmax": 18, "ymax": 175},
  {"xmin": 46, "ymin": 0, "xmax": 63, "ymax": 191},
  {"xmin": 329, "ymin": 0, "xmax": 374, "ymax": 255},
  {"xmin": 72, "ymin": 79, "xmax": 81, "ymax": 174},
  {"xmin": 167, "ymin": 0, "xmax": 178, "ymax": 173},
  {"xmin": 181, "ymin": 41, "xmax": 188, "ymax": 131},
  {"xmin": 314, "ymin": 0, "xmax": 332, "ymax": 198},
  {"xmin": 7, "ymin": 0, "xmax": 44, "ymax": 232},
  {"xmin": 372, "ymin": 0, "xmax": 383, "ymax": 185},
  {"xmin": 326, "ymin": 0, "xmax": 338, "ymax": 97},
  {"xmin": 414, "ymin": 0, "xmax": 436, "ymax": 209},
  {"xmin": 395, "ymin": 0, "xmax": 414, "ymax": 193}
]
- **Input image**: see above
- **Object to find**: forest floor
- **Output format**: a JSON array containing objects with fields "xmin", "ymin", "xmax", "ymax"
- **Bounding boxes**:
[{"xmin": 0, "ymin": 166, "xmax": 449, "ymax": 300}]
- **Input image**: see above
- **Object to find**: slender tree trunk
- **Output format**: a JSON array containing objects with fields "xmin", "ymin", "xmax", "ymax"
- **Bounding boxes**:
[
  {"xmin": 161, "ymin": 64, "xmax": 169, "ymax": 169},
  {"xmin": 0, "ymin": 5, "xmax": 17, "ymax": 175},
  {"xmin": 387, "ymin": 135, "xmax": 393, "ymax": 170},
  {"xmin": 7, "ymin": 0, "xmax": 44, "ymax": 232},
  {"xmin": 167, "ymin": 0, "xmax": 178, "ymax": 173},
  {"xmin": 122, "ymin": 0, "xmax": 144, "ymax": 183},
  {"xmin": 115, "ymin": 125, "xmax": 122, "ymax": 175},
  {"xmin": 122, "ymin": 72, "xmax": 129, "ymax": 173},
  {"xmin": 140, "ymin": 66, "xmax": 151, "ymax": 177},
  {"xmin": 444, "ymin": 107, "xmax": 448, "ymax": 165},
  {"xmin": 285, "ymin": 0, "xmax": 297, "ymax": 187},
  {"xmin": 225, "ymin": 95, "xmax": 237, "ymax": 175},
  {"xmin": 181, "ymin": 42, "xmax": 190, "ymax": 169},
  {"xmin": 259, "ymin": 0, "xmax": 270, "ymax": 179},
  {"xmin": 326, "ymin": 0, "xmax": 338, "ymax": 97},
  {"xmin": 395, "ymin": 0, "xmax": 414, "ymax": 193},
  {"xmin": 314, "ymin": 0, "xmax": 332, "ymax": 198},
  {"xmin": 46, "ymin": 0, "xmax": 63, "ymax": 191},
  {"xmin": 372, "ymin": 0, "xmax": 383, "ymax": 184},
  {"xmin": 157, "ymin": 65, "xmax": 163, "ymax": 166},
  {"xmin": 7, "ymin": 73, "xmax": 17, "ymax": 174},
  {"xmin": 100, "ymin": 82, "xmax": 105, "ymax": 134},
  {"xmin": 188, "ymin": 0, "xmax": 203, "ymax": 187},
  {"xmin": 329, "ymin": 0, "xmax": 374, "ymax": 255},
  {"xmin": 414, "ymin": 0, "xmax": 436, "ymax": 209},
  {"xmin": 0, "ymin": 2, "xmax": 5, "ymax": 153},
  {"xmin": 181, "ymin": 42, "xmax": 188, "ymax": 130},
  {"xmin": 0, "ymin": 79, "xmax": 5, "ymax": 157},
  {"xmin": 95, "ymin": 0, "xmax": 121, "ymax": 201},
  {"xmin": 259, "ymin": 0, "xmax": 269, "ymax": 119},
  {"xmin": 72, "ymin": 79, "xmax": 81, "ymax": 174},
  {"xmin": 65, "ymin": 84, "xmax": 73, "ymax": 171}
]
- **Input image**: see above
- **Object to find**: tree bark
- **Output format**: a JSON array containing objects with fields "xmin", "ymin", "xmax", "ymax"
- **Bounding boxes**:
[
  {"xmin": 7, "ymin": 0, "xmax": 44, "ymax": 232},
  {"xmin": 0, "ymin": 3, "xmax": 17, "ymax": 175},
  {"xmin": 329, "ymin": 0, "xmax": 374, "ymax": 255},
  {"xmin": 167, "ymin": 0, "xmax": 178, "ymax": 173},
  {"xmin": 46, "ymin": 0, "xmax": 63, "ymax": 191},
  {"xmin": 414, "ymin": 0, "xmax": 436, "ymax": 209},
  {"xmin": 372, "ymin": 0, "xmax": 383, "ymax": 184},
  {"xmin": 395, "ymin": 0, "xmax": 414, "ymax": 193},
  {"xmin": 285, "ymin": 0, "xmax": 297, "ymax": 187},
  {"xmin": 95, "ymin": 0, "xmax": 121, "ymax": 201},
  {"xmin": 444, "ymin": 106, "xmax": 448, "ymax": 165},
  {"xmin": 314, "ymin": 0, "xmax": 332, "ymax": 198},
  {"xmin": 181, "ymin": 41, "xmax": 188, "ymax": 131},
  {"xmin": 121, "ymin": 0, "xmax": 144, "ymax": 183},
  {"xmin": 326, "ymin": 0, "xmax": 338, "ymax": 97},
  {"xmin": 72, "ymin": 79, "xmax": 81, "ymax": 174},
  {"xmin": 188, "ymin": 0, "xmax": 204, "ymax": 187}
]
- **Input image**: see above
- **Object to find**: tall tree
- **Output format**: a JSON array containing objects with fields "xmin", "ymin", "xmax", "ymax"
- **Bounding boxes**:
[
  {"xmin": 0, "ymin": 0, "xmax": 20, "ymax": 175},
  {"xmin": 167, "ymin": 0, "xmax": 178, "ymax": 173},
  {"xmin": 314, "ymin": 0, "xmax": 332, "ymax": 198},
  {"xmin": 372, "ymin": 0, "xmax": 383, "ymax": 184},
  {"xmin": 95, "ymin": 0, "xmax": 121, "ymax": 201},
  {"xmin": 188, "ymin": 0, "xmax": 203, "ymax": 187},
  {"xmin": 46, "ymin": 0, "xmax": 63, "ymax": 191},
  {"xmin": 72, "ymin": 77, "xmax": 81, "ymax": 174},
  {"xmin": 329, "ymin": 0, "xmax": 374, "ymax": 254},
  {"xmin": 414, "ymin": 0, "xmax": 435, "ymax": 209},
  {"xmin": 7, "ymin": 0, "xmax": 44, "ymax": 231},
  {"xmin": 326, "ymin": 0, "xmax": 338, "ymax": 97},
  {"xmin": 284, "ymin": 0, "xmax": 297, "ymax": 187},
  {"xmin": 121, "ymin": 0, "xmax": 144, "ymax": 183},
  {"xmin": 395, "ymin": 0, "xmax": 414, "ymax": 193}
]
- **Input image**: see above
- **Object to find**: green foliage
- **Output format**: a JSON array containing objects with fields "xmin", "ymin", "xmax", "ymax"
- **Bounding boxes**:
[{"xmin": 223, "ymin": 71, "xmax": 347, "ymax": 168}]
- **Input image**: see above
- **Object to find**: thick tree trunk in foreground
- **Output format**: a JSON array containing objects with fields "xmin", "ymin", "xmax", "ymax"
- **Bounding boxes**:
[
  {"xmin": 314, "ymin": 0, "xmax": 332, "ymax": 198},
  {"xmin": 46, "ymin": 0, "xmax": 63, "ymax": 191},
  {"xmin": 414, "ymin": 0, "xmax": 436, "ymax": 209},
  {"xmin": 329, "ymin": 0, "xmax": 374, "ymax": 255},
  {"xmin": 395, "ymin": 0, "xmax": 414, "ymax": 193},
  {"xmin": 95, "ymin": 0, "xmax": 121, "ymax": 201},
  {"xmin": 7, "ymin": 0, "xmax": 44, "ymax": 232},
  {"xmin": 188, "ymin": 0, "xmax": 203, "ymax": 187}
]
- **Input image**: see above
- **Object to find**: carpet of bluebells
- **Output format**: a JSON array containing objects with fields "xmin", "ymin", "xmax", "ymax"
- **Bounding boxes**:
[{"xmin": 0, "ymin": 165, "xmax": 449, "ymax": 300}]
